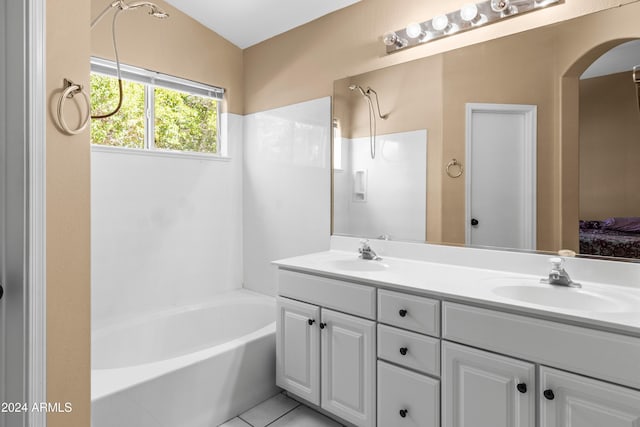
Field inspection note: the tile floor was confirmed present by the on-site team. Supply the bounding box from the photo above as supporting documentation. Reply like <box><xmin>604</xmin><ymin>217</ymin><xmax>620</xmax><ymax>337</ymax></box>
<box><xmin>219</xmin><ymin>392</ymin><xmax>343</xmax><ymax>427</ymax></box>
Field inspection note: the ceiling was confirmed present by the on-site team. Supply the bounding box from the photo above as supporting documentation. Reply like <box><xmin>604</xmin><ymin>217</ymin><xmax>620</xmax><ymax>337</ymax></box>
<box><xmin>164</xmin><ymin>0</ymin><xmax>361</xmax><ymax>49</ymax></box>
<box><xmin>581</xmin><ymin>39</ymin><xmax>640</xmax><ymax>80</ymax></box>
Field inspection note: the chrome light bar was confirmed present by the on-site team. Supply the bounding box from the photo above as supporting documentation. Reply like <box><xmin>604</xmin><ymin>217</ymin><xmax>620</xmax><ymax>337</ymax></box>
<box><xmin>383</xmin><ymin>0</ymin><xmax>563</xmax><ymax>54</ymax></box>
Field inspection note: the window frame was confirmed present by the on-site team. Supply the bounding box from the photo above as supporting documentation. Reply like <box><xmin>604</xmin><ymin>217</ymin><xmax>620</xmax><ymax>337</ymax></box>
<box><xmin>90</xmin><ymin>56</ymin><xmax>226</xmax><ymax>157</ymax></box>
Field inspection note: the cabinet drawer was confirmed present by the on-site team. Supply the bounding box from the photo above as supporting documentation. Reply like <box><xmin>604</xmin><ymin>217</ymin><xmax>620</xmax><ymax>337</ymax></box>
<box><xmin>378</xmin><ymin>324</ymin><xmax>440</xmax><ymax>376</ymax></box>
<box><xmin>443</xmin><ymin>302</ymin><xmax>640</xmax><ymax>390</ymax></box>
<box><xmin>378</xmin><ymin>289</ymin><xmax>440</xmax><ymax>336</ymax></box>
<box><xmin>278</xmin><ymin>269</ymin><xmax>376</xmax><ymax>320</ymax></box>
<box><xmin>378</xmin><ymin>360</ymin><xmax>440</xmax><ymax>427</ymax></box>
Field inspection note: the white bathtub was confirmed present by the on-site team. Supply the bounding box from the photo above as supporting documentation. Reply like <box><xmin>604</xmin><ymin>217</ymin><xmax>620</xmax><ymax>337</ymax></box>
<box><xmin>91</xmin><ymin>289</ymin><xmax>278</xmax><ymax>427</ymax></box>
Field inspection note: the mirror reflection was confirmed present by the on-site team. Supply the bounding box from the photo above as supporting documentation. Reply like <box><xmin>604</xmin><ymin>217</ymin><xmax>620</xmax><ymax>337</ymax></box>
<box><xmin>578</xmin><ymin>40</ymin><xmax>640</xmax><ymax>259</ymax></box>
<box><xmin>332</xmin><ymin>3</ymin><xmax>640</xmax><ymax>261</ymax></box>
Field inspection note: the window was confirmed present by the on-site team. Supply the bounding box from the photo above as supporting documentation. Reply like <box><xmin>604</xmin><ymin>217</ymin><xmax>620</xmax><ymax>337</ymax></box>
<box><xmin>90</xmin><ymin>57</ymin><xmax>225</xmax><ymax>155</ymax></box>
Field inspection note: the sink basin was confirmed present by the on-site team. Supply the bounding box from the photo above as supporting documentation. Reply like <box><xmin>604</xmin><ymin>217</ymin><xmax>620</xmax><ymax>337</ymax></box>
<box><xmin>328</xmin><ymin>259</ymin><xmax>389</xmax><ymax>272</ymax></box>
<box><xmin>492</xmin><ymin>284</ymin><xmax>624</xmax><ymax>312</ymax></box>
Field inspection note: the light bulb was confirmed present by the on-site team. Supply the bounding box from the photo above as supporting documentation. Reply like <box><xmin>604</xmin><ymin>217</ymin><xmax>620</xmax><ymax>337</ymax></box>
<box><xmin>460</xmin><ymin>3</ymin><xmax>487</xmax><ymax>25</ymax></box>
<box><xmin>405</xmin><ymin>22</ymin><xmax>424</xmax><ymax>39</ymax></box>
<box><xmin>383</xmin><ymin>31</ymin><xmax>398</xmax><ymax>46</ymax></box>
<box><xmin>382</xmin><ymin>31</ymin><xmax>407</xmax><ymax>48</ymax></box>
<box><xmin>491</xmin><ymin>0</ymin><xmax>518</xmax><ymax>15</ymax></box>
<box><xmin>431</xmin><ymin>14</ymin><xmax>449</xmax><ymax>32</ymax></box>
<box><xmin>460</xmin><ymin>4</ymin><xmax>478</xmax><ymax>21</ymax></box>
<box><xmin>490</xmin><ymin>0</ymin><xmax>509</xmax><ymax>12</ymax></box>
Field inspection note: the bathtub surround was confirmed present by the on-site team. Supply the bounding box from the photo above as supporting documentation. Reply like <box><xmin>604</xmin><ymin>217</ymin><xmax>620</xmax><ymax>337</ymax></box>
<box><xmin>334</xmin><ymin>130</ymin><xmax>427</xmax><ymax>241</ymax></box>
<box><xmin>91</xmin><ymin>113</ymin><xmax>243</xmax><ymax>329</ymax></box>
<box><xmin>243</xmin><ymin>98</ymin><xmax>332</xmax><ymax>296</ymax></box>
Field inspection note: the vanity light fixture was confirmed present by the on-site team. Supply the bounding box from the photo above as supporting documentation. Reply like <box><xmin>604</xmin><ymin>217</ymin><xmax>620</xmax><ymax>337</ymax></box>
<box><xmin>383</xmin><ymin>0</ymin><xmax>562</xmax><ymax>54</ymax></box>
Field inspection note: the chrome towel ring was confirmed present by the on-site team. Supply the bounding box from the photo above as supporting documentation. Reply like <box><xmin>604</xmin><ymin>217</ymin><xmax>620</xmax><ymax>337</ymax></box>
<box><xmin>56</xmin><ymin>79</ymin><xmax>90</xmax><ymax>135</ymax></box>
<box><xmin>446</xmin><ymin>158</ymin><xmax>464</xmax><ymax>178</ymax></box>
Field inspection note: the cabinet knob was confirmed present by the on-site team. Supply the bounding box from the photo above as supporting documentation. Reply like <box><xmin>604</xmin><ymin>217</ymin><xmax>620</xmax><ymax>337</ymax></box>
<box><xmin>399</xmin><ymin>409</ymin><xmax>408</xmax><ymax>418</ymax></box>
<box><xmin>399</xmin><ymin>347</ymin><xmax>408</xmax><ymax>356</ymax></box>
<box><xmin>0</xmin><ymin>283</ymin><xmax>3</xmax><ymax>300</ymax></box>
<box><xmin>516</xmin><ymin>383</ymin><xmax>527</xmax><ymax>394</ymax></box>
<box><xmin>319</xmin><ymin>322</ymin><xmax>327</xmax><ymax>329</ymax></box>
<box><xmin>399</xmin><ymin>309</ymin><xmax>408</xmax><ymax>317</ymax></box>
<box><xmin>307</xmin><ymin>319</ymin><xmax>315</xmax><ymax>326</ymax></box>
<box><xmin>543</xmin><ymin>389</ymin><xmax>555</xmax><ymax>400</ymax></box>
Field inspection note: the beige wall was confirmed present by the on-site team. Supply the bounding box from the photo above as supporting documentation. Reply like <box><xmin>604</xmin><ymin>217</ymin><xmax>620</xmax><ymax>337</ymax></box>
<box><xmin>580</xmin><ymin>72</ymin><xmax>640</xmax><ymax>219</ymax></box>
<box><xmin>47</xmin><ymin>1</ymin><xmax>91</xmax><ymax>426</ymax></box>
<box><xmin>91</xmin><ymin>0</ymin><xmax>244</xmax><ymax>113</ymax></box>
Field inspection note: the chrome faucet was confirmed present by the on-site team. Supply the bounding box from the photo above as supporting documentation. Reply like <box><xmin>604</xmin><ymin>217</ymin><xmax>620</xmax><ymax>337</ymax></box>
<box><xmin>541</xmin><ymin>257</ymin><xmax>581</xmax><ymax>288</ymax></box>
<box><xmin>359</xmin><ymin>240</ymin><xmax>381</xmax><ymax>261</ymax></box>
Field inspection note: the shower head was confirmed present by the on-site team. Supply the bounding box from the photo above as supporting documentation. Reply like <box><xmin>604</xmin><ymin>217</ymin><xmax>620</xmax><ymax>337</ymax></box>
<box><xmin>349</xmin><ymin>84</ymin><xmax>368</xmax><ymax>98</ymax></box>
<box><xmin>128</xmin><ymin>1</ymin><xmax>169</xmax><ymax>18</ymax></box>
<box><xmin>92</xmin><ymin>0</ymin><xmax>169</xmax><ymax>29</ymax></box>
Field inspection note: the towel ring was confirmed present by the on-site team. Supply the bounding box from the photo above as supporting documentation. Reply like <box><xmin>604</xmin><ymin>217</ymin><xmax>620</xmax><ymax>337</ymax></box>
<box><xmin>56</xmin><ymin>79</ymin><xmax>90</xmax><ymax>135</ymax></box>
<box><xmin>446</xmin><ymin>158</ymin><xmax>463</xmax><ymax>178</ymax></box>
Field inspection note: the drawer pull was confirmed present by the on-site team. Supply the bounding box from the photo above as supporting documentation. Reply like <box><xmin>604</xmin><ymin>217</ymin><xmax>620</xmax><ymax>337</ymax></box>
<box><xmin>516</xmin><ymin>383</ymin><xmax>527</xmax><ymax>394</ymax></box>
<box><xmin>399</xmin><ymin>347</ymin><xmax>408</xmax><ymax>356</ymax></box>
<box><xmin>307</xmin><ymin>319</ymin><xmax>315</xmax><ymax>326</ymax></box>
<box><xmin>399</xmin><ymin>309</ymin><xmax>408</xmax><ymax>317</ymax></box>
<box><xmin>399</xmin><ymin>409</ymin><xmax>408</xmax><ymax>418</ymax></box>
<box><xmin>319</xmin><ymin>322</ymin><xmax>327</xmax><ymax>329</ymax></box>
<box><xmin>543</xmin><ymin>389</ymin><xmax>555</xmax><ymax>400</ymax></box>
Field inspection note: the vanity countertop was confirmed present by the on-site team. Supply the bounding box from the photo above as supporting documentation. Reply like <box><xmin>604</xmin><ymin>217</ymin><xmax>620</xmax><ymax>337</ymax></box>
<box><xmin>273</xmin><ymin>250</ymin><xmax>640</xmax><ymax>336</ymax></box>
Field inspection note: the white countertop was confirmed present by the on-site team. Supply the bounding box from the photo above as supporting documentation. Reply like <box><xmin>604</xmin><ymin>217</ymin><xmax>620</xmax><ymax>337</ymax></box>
<box><xmin>273</xmin><ymin>250</ymin><xmax>640</xmax><ymax>336</ymax></box>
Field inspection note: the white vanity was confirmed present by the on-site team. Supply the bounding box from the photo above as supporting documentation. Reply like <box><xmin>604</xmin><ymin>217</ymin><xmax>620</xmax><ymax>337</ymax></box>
<box><xmin>274</xmin><ymin>240</ymin><xmax>640</xmax><ymax>427</ymax></box>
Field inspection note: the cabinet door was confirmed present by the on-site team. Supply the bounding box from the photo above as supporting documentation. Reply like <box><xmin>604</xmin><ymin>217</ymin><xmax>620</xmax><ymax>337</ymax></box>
<box><xmin>276</xmin><ymin>297</ymin><xmax>320</xmax><ymax>405</ymax></box>
<box><xmin>321</xmin><ymin>309</ymin><xmax>376</xmax><ymax>427</ymax></box>
<box><xmin>442</xmin><ymin>341</ymin><xmax>535</xmax><ymax>427</ymax></box>
<box><xmin>540</xmin><ymin>366</ymin><xmax>640</xmax><ymax>427</ymax></box>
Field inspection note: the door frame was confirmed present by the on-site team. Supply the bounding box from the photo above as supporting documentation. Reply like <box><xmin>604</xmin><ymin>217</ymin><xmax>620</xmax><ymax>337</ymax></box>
<box><xmin>2</xmin><ymin>0</ymin><xmax>47</xmax><ymax>425</ymax></box>
<box><xmin>465</xmin><ymin>103</ymin><xmax>537</xmax><ymax>250</ymax></box>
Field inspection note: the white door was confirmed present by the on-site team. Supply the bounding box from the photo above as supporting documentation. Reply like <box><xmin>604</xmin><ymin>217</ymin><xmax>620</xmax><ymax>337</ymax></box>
<box><xmin>442</xmin><ymin>341</ymin><xmax>535</xmax><ymax>427</ymax></box>
<box><xmin>540</xmin><ymin>367</ymin><xmax>640</xmax><ymax>427</ymax></box>
<box><xmin>276</xmin><ymin>297</ymin><xmax>321</xmax><ymax>405</ymax></box>
<box><xmin>321</xmin><ymin>309</ymin><xmax>376</xmax><ymax>427</ymax></box>
<box><xmin>466</xmin><ymin>103</ymin><xmax>537</xmax><ymax>250</ymax></box>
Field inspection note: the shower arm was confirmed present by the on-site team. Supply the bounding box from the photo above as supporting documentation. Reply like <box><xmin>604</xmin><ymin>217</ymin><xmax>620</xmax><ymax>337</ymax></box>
<box><xmin>365</xmin><ymin>88</ymin><xmax>388</xmax><ymax>120</ymax></box>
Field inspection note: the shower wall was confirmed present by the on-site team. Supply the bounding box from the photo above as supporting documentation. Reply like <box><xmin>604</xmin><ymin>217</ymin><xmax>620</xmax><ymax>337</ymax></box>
<box><xmin>243</xmin><ymin>98</ymin><xmax>331</xmax><ymax>296</ymax></box>
<box><xmin>91</xmin><ymin>114</ymin><xmax>243</xmax><ymax>329</ymax></box>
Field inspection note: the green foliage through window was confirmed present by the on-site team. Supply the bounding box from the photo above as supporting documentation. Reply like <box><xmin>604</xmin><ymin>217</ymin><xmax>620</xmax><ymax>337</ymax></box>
<box><xmin>154</xmin><ymin>88</ymin><xmax>218</xmax><ymax>154</ymax></box>
<box><xmin>90</xmin><ymin>74</ymin><xmax>145</xmax><ymax>149</ymax></box>
<box><xmin>90</xmin><ymin>71</ymin><xmax>220</xmax><ymax>155</ymax></box>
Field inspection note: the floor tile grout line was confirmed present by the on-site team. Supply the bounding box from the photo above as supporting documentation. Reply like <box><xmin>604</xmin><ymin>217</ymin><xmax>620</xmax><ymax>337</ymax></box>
<box><xmin>262</xmin><ymin>402</ymin><xmax>301</xmax><ymax>426</ymax></box>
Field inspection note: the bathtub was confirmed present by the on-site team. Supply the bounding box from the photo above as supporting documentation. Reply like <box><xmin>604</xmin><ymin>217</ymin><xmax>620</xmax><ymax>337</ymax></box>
<box><xmin>91</xmin><ymin>289</ymin><xmax>278</xmax><ymax>427</ymax></box>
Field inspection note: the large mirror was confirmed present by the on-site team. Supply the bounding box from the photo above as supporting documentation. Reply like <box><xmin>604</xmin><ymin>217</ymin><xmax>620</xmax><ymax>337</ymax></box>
<box><xmin>332</xmin><ymin>2</ymin><xmax>640</xmax><ymax>260</ymax></box>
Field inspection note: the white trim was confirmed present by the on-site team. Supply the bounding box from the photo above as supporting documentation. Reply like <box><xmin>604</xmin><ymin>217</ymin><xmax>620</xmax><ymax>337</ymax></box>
<box><xmin>27</xmin><ymin>0</ymin><xmax>47</xmax><ymax>425</ymax></box>
<box><xmin>90</xmin><ymin>144</ymin><xmax>232</xmax><ymax>162</ymax></box>
<box><xmin>465</xmin><ymin>103</ymin><xmax>537</xmax><ymax>250</ymax></box>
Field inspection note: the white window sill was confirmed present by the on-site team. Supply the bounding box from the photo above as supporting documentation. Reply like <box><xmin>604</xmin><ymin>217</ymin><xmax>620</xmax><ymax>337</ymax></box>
<box><xmin>91</xmin><ymin>144</ymin><xmax>232</xmax><ymax>161</ymax></box>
